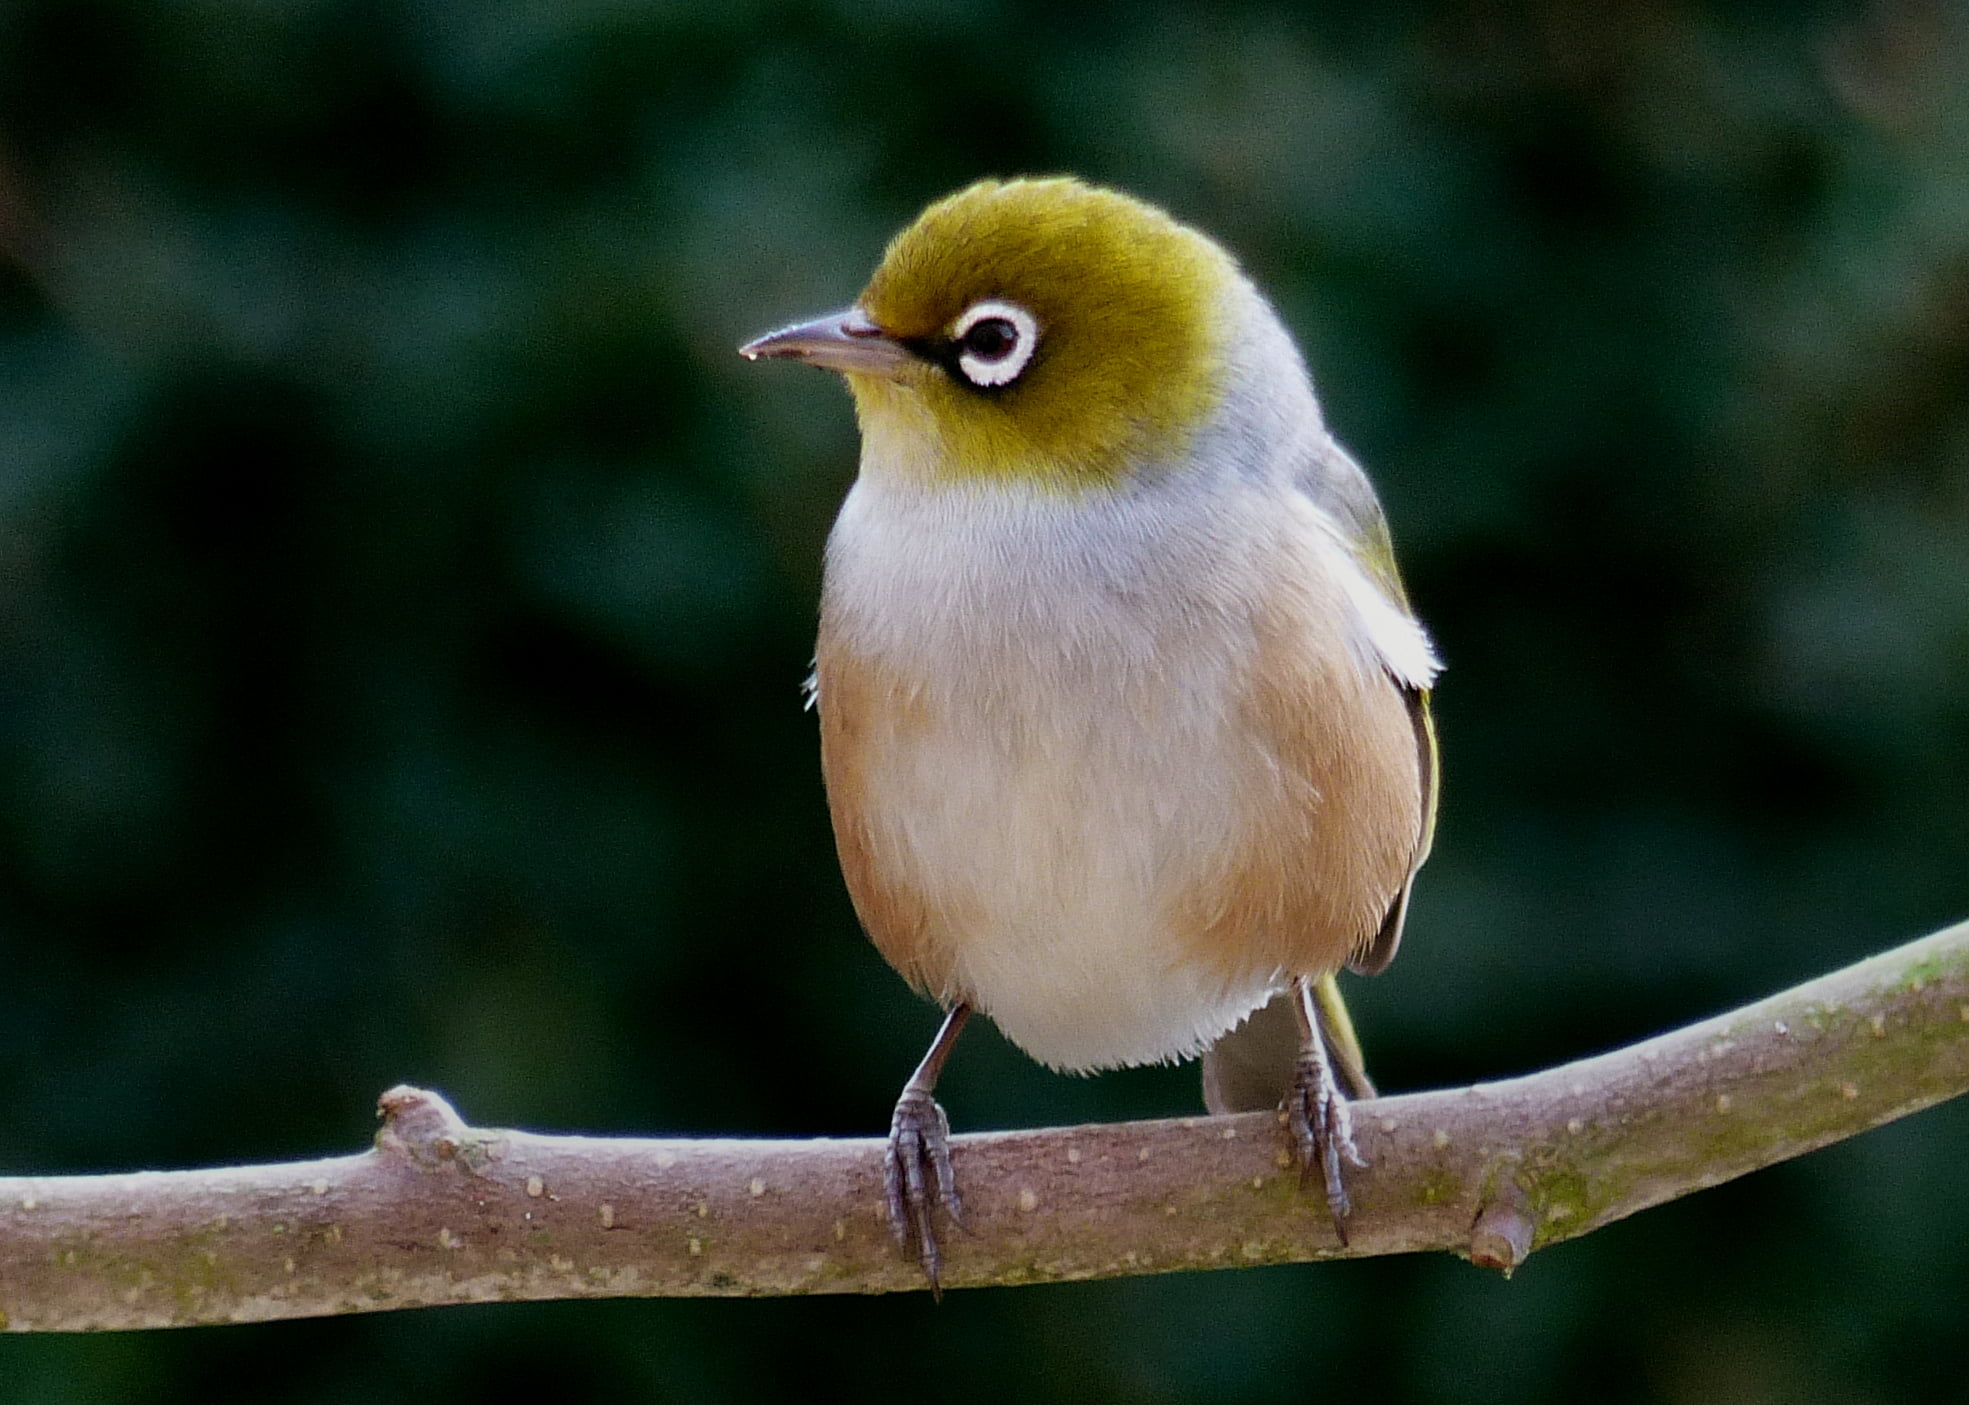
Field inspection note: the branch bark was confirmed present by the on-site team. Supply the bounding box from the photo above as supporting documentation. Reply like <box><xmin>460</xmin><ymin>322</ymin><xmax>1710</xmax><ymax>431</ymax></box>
<box><xmin>4</xmin><ymin>917</ymin><xmax>1967</xmax><ymax>1331</ymax></box>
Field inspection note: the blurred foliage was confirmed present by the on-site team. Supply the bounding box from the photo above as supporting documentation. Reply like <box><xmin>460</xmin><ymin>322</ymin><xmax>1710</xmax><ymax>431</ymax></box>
<box><xmin>3</xmin><ymin>0</ymin><xmax>1967</xmax><ymax>1400</ymax></box>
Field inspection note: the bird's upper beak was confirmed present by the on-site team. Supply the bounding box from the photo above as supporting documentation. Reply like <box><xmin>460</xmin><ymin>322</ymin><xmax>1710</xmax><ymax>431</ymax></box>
<box><xmin>739</xmin><ymin>307</ymin><xmax>915</xmax><ymax>379</ymax></box>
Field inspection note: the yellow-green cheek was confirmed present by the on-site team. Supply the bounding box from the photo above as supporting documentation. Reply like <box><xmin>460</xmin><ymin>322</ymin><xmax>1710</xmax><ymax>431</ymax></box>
<box><xmin>845</xmin><ymin>331</ymin><xmax>1231</xmax><ymax>493</ymax></box>
<box><xmin>850</xmin><ymin>177</ymin><xmax>1240</xmax><ymax>490</ymax></box>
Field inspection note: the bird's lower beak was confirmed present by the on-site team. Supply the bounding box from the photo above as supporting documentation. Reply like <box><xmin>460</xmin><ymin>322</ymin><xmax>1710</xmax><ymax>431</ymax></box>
<box><xmin>739</xmin><ymin>307</ymin><xmax>915</xmax><ymax>379</ymax></box>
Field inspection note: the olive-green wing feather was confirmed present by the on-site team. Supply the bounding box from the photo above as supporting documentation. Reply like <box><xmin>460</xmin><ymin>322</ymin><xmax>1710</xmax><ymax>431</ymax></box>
<box><xmin>1197</xmin><ymin>436</ymin><xmax>1440</xmax><ymax>1110</ymax></box>
<box><xmin>1347</xmin><ymin>686</ymin><xmax>1438</xmax><ymax>975</ymax></box>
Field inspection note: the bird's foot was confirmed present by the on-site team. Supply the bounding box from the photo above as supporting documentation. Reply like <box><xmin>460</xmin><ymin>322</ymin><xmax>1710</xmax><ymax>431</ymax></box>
<box><xmin>1286</xmin><ymin>1046</ymin><xmax>1367</xmax><ymax>1244</ymax></box>
<box><xmin>885</xmin><ymin>1085</ymin><xmax>962</xmax><ymax>1295</ymax></box>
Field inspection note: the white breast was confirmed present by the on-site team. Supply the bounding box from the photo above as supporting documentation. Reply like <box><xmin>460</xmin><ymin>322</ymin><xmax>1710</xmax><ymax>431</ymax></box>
<box><xmin>821</xmin><ymin>468</ymin><xmax>1346</xmax><ymax>1072</ymax></box>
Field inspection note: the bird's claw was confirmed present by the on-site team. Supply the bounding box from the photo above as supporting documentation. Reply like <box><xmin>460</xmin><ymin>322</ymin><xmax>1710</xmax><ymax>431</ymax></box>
<box><xmin>1287</xmin><ymin>1048</ymin><xmax>1366</xmax><ymax>1244</ymax></box>
<box><xmin>885</xmin><ymin>1086</ymin><xmax>961</xmax><ymax>1295</ymax></box>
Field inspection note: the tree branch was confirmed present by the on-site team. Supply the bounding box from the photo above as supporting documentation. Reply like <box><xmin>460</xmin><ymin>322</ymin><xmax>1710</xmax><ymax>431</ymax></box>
<box><xmin>4</xmin><ymin>917</ymin><xmax>1966</xmax><ymax>1331</ymax></box>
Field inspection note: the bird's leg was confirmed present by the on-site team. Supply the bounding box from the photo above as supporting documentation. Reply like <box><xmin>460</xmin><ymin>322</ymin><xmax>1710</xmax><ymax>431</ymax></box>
<box><xmin>886</xmin><ymin>1002</ymin><xmax>971</xmax><ymax>1296</ymax></box>
<box><xmin>1286</xmin><ymin>974</ymin><xmax>1368</xmax><ymax>1244</ymax></box>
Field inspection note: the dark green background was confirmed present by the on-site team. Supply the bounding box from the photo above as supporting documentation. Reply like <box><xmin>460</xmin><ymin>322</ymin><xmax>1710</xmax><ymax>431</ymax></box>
<box><xmin>3</xmin><ymin>1</ymin><xmax>1967</xmax><ymax>1401</ymax></box>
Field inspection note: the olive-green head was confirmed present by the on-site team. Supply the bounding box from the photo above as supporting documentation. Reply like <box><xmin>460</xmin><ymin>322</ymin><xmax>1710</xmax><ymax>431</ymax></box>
<box><xmin>741</xmin><ymin>178</ymin><xmax>1243</xmax><ymax>489</ymax></box>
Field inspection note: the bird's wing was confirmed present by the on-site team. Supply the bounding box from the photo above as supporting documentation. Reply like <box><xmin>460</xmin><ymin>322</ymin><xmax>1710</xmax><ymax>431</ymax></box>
<box><xmin>1349</xmin><ymin>687</ymin><xmax>1437</xmax><ymax>974</ymax></box>
<box><xmin>1293</xmin><ymin>437</ymin><xmax>1440</xmax><ymax>976</ymax></box>
<box><xmin>1196</xmin><ymin>436</ymin><xmax>1440</xmax><ymax>1114</ymax></box>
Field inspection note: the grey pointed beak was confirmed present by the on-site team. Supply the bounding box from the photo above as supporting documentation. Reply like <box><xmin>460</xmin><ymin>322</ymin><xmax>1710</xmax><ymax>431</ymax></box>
<box><xmin>739</xmin><ymin>307</ymin><xmax>915</xmax><ymax>378</ymax></box>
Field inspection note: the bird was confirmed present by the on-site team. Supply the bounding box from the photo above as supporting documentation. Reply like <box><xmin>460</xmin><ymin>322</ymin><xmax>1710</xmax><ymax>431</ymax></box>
<box><xmin>740</xmin><ymin>177</ymin><xmax>1439</xmax><ymax>1292</ymax></box>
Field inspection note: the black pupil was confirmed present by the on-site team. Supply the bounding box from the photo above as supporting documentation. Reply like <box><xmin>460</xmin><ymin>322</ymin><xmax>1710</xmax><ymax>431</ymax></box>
<box><xmin>963</xmin><ymin>317</ymin><xmax>1017</xmax><ymax>360</ymax></box>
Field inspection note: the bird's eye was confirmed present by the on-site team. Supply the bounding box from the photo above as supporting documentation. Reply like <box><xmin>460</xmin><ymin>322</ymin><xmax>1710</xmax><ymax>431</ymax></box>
<box><xmin>950</xmin><ymin>300</ymin><xmax>1039</xmax><ymax>388</ymax></box>
<box><xmin>962</xmin><ymin>318</ymin><xmax>1017</xmax><ymax>361</ymax></box>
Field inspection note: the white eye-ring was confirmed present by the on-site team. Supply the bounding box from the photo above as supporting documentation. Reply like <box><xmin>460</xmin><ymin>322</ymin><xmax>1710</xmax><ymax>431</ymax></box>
<box><xmin>951</xmin><ymin>300</ymin><xmax>1040</xmax><ymax>388</ymax></box>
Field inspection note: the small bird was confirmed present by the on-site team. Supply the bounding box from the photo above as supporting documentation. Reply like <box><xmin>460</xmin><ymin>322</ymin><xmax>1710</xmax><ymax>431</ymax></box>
<box><xmin>741</xmin><ymin>177</ymin><xmax>1439</xmax><ymax>1290</ymax></box>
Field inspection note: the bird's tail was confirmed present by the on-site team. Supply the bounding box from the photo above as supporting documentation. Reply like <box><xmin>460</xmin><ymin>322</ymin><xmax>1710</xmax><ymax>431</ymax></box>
<box><xmin>1201</xmin><ymin>974</ymin><xmax>1376</xmax><ymax>1114</ymax></box>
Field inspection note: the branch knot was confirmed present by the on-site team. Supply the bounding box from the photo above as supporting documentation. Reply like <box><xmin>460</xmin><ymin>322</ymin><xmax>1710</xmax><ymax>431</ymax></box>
<box><xmin>374</xmin><ymin>1084</ymin><xmax>479</xmax><ymax>1168</ymax></box>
